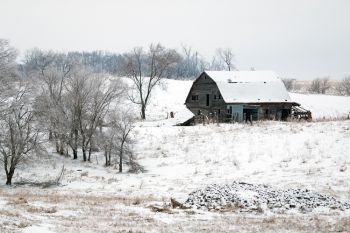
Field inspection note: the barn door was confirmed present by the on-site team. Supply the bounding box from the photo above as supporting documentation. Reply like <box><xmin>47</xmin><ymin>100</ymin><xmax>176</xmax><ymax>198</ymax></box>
<box><xmin>206</xmin><ymin>94</ymin><xmax>209</xmax><ymax>106</ymax></box>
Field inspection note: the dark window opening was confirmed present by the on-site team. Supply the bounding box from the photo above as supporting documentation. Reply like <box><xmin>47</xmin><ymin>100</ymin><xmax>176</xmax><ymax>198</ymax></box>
<box><xmin>206</xmin><ymin>94</ymin><xmax>210</xmax><ymax>106</ymax></box>
<box><xmin>214</xmin><ymin>93</ymin><xmax>222</xmax><ymax>100</ymax></box>
<box><xmin>191</xmin><ymin>95</ymin><xmax>199</xmax><ymax>101</ymax></box>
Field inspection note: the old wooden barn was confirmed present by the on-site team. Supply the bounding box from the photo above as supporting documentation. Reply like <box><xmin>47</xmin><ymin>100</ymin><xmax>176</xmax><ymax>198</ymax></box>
<box><xmin>185</xmin><ymin>71</ymin><xmax>305</xmax><ymax>122</ymax></box>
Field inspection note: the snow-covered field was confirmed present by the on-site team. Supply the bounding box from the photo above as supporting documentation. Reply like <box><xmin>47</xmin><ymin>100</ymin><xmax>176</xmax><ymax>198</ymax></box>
<box><xmin>1</xmin><ymin>79</ymin><xmax>350</xmax><ymax>233</ymax></box>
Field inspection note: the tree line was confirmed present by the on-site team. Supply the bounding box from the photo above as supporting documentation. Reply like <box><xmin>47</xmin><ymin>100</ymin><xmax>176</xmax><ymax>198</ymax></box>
<box><xmin>20</xmin><ymin>45</ymin><xmax>235</xmax><ymax>80</ymax></box>
<box><xmin>282</xmin><ymin>77</ymin><xmax>350</xmax><ymax>95</ymax></box>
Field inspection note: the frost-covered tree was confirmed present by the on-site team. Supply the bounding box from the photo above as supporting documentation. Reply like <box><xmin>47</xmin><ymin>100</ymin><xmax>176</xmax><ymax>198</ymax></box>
<box><xmin>216</xmin><ymin>48</ymin><xmax>234</xmax><ymax>71</ymax></box>
<box><xmin>173</xmin><ymin>44</ymin><xmax>208</xmax><ymax>79</ymax></box>
<box><xmin>105</xmin><ymin>110</ymin><xmax>135</xmax><ymax>172</ymax></box>
<box><xmin>282</xmin><ymin>78</ymin><xmax>295</xmax><ymax>91</ymax></box>
<box><xmin>0</xmin><ymin>40</ymin><xmax>42</xmax><ymax>185</ymax></box>
<box><xmin>0</xmin><ymin>39</ymin><xmax>17</xmax><ymax>78</ymax></box>
<box><xmin>115</xmin><ymin>112</ymin><xmax>134</xmax><ymax>173</ymax></box>
<box><xmin>29</xmin><ymin>50</ymin><xmax>74</xmax><ymax>157</ymax></box>
<box><xmin>0</xmin><ymin>39</ymin><xmax>18</xmax><ymax>106</ymax></box>
<box><xmin>76</xmin><ymin>74</ymin><xmax>126</xmax><ymax>162</ymax></box>
<box><xmin>0</xmin><ymin>87</ymin><xmax>40</xmax><ymax>185</ymax></box>
<box><xmin>309</xmin><ymin>77</ymin><xmax>331</xmax><ymax>94</ymax></box>
<box><xmin>337</xmin><ymin>76</ymin><xmax>350</xmax><ymax>96</ymax></box>
<box><xmin>209</xmin><ymin>55</ymin><xmax>225</xmax><ymax>71</ymax></box>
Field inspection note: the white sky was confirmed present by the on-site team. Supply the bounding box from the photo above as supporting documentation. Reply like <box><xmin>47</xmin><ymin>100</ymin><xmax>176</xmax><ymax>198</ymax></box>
<box><xmin>1</xmin><ymin>0</ymin><xmax>350</xmax><ymax>79</ymax></box>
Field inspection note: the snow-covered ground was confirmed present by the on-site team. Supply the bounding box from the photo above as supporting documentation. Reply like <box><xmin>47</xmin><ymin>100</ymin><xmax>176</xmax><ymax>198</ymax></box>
<box><xmin>290</xmin><ymin>93</ymin><xmax>350</xmax><ymax>119</ymax></box>
<box><xmin>1</xmin><ymin>79</ymin><xmax>350</xmax><ymax>233</ymax></box>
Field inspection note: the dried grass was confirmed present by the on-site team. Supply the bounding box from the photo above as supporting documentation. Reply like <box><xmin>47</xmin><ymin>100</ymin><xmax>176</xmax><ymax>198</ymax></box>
<box><xmin>27</xmin><ymin>206</ymin><xmax>57</xmax><ymax>214</ymax></box>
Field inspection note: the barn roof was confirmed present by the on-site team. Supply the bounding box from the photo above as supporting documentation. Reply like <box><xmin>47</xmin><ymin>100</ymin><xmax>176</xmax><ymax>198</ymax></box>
<box><xmin>204</xmin><ymin>71</ymin><xmax>293</xmax><ymax>103</ymax></box>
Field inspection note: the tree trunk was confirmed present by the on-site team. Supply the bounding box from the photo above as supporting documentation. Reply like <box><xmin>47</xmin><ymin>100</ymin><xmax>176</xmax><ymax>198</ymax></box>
<box><xmin>49</xmin><ymin>130</ymin><xmax>53</xmax><ymax>141</ymax></box>
<box><xmin>55</xmin><ymin>141</ymin><xmax>60</xmax><ymax>153</ymax></box>
<box><xmin>141</xmin><ymin>105</ymin><xmax>146</xmax><ymax>120</ymax></box>
<box><xmin>108</xmin><ymin>149</ymin><xmax>112</xmax><ymax>166</ymax></box>
<box><xmin>73</xmin><ymin>149</ymin><xmax>78</xmax><ymax>159</ymax></box>
<box><xmin>88</xmin><ymin>146</ymin><xmax>92</xmax><ymax>162</ymax></box>
<box><xmin>72</xmin><ymin>128</ymin><xmax>79</xmax><ymax>159</ymax></box>
<box><xmin>65</xmin><ymin>144</ymin><xmax>69</xmax><ymax>157</ymax></box>
<box><xmin>119</xmin><ymin>143</ymin><xmax>124</xmax><ymax>173</ymax></box>
<box><xmin>6</xmin><ymin>169</ymin><xmax>14</xmax><ymax>185</ymax></box>
<box><xmin>82</xmin><ymin>147</ymin><xmax>87</xmax><ymax>162</ymax></box>
<box><xmin>104</xmin><ymin>149</ymin><xmax>108</xmax><ymax>166</ymax></box>
<box><xmin>59</xmin><ymin>140</ymin><xmax>64</xmax><ymax>155</ymax></box>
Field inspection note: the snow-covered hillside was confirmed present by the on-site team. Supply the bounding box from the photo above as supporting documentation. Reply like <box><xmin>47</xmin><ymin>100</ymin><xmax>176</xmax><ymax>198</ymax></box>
<box><xmin>290</xmin><ymin>93</ymin><xmax>350</xmax><ymax>119</ymax></box>
<box><xmin>1</xmin><ymin>79</ymin><xmax>350</xmax><ymax>233</ymax></box>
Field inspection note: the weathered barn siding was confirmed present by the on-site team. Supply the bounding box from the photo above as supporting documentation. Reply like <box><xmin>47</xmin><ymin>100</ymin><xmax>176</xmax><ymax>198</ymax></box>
<box><xmin>185</xmin><ymin>73</ymin><xmax>226</xmax><ymax>116</ymax></box>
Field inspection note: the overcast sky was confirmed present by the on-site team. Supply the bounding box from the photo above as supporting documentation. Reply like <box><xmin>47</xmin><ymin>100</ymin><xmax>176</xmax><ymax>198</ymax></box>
<box><xmin>1</xmin><ymin>0</ymin><xmax>350</xmax><ymax>79</ymax></box>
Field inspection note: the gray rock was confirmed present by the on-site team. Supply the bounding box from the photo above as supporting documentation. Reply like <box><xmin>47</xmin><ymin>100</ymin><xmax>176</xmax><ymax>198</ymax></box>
<box><xmin>185</xmin><ymin>182</ymin><xmax>350</xmax><ymax>213</ymax></box>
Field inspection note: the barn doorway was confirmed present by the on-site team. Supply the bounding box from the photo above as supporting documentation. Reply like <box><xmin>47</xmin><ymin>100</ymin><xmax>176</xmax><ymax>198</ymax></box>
<box><xmin>281</xmin><ymin>109</ymin><xmax>290</xmax><ymax>120</ymax></box>
<box><xmin>206</xmin><ymin>94</ymin><xmax>209</xmax><ymax>106</ymax></box>
<box><xmin>243</xmin><ymin>105</ymin><xmax>260</xmax><ymax>121</ymax></box>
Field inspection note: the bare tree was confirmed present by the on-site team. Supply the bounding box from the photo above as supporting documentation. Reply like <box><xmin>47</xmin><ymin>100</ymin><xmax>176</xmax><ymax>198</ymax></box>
<box><xmin>111</xmin><ymin>110</ymin><xmax>134</xmax><ymax>172</ymax></box>
<box><xmin>30</xmin><ymin>50</ymin><xmax>74</xmax><ymax>158</ymax></box>
<box><xmin>60</xmin><ymin>68</ymin><xmax>92</xmax><ymax>160</ymax></box>
<box><xmin>101</xmin><ymin>109</ymin><xmax>135</xmax><ymax>172</ymax></box>
<box><xmin>23</xmin><ymin>48</ymin><xmax>56</xmax><ymax>77</ymax></box>
<box><xmin>309</xmin><ymin>77</ymin><xmax>331</xmax><ymax>94</ymax></box>
<box><xmin>122</xmin><ymin>43</ymin><xmax>180</xmax><ymax>119</ymax></box>
<box><xmin>100</xmin><ymin>126</ymin><xmax>115</xmax><ymax>167</ymax></box>
<box><xmin>0</xmin><ymin>39</ymin><xmax>17</xmax><ymax>78</ymax></box>
<box><xmin>116</xmin><ymin>114</ymin><xmax>133</xmax><ymax>173</ymax></box>
<box><xmin>78</xmin><ymin>75</ymin><xmax>126</xmax><ymax>162</ymax></box>
<box><xmin>216</xmin><ymin>48</ymin><xmax>234</xmax><ymax>71</ymax></box>
<box><xmin>337</xmin><ymin>76</ymin><xmax>350</xmax><ymax>96</ymax></box>
<box><xmin>282</xmin><ymin>78</ymin><xmax>296</xmax><ymax>91</ymax></box>
<box><xmin>0</xmin><ymin>39</ymin><xmax>18</xmax><ymax>106</ymax></box>
<box><xmin>174</xmin><ymin>44</ymin><xmax>208</xmax><ymax>79</ymax></box>
<box><xmin>0</xmin><ymin>87</ymin><xmax>40</xmax><ymax>185</ymax></box>
<box><xmin>209</xmin><ymin>55</ymin><xmax>225</xmax><ymax>71</ymax></box>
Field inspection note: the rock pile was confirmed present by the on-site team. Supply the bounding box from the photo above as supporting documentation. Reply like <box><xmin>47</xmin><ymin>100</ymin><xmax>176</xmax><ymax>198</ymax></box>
<box><xmin>185</xmin><ymin>182</ymin><xmax>350</xmax><ymax>213</ymax></box>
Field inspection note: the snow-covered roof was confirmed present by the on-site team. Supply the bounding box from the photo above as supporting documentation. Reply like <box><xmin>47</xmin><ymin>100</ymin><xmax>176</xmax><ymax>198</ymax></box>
<box><xmin>204</xmin><ymin>71</ymin><xmax>293</xmax><ymax>103</ymax></box>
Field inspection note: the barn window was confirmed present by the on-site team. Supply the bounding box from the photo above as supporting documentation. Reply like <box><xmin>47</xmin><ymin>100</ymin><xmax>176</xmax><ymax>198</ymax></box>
<box><xmin>214</xmin><ymin>92</ymin><xmax>221</xmax><ymax>100</ymax></box>
<box><xmin>191</xmin><ymin>95</ymin><xmax>199</xmax><ymax>101</ymax></box>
